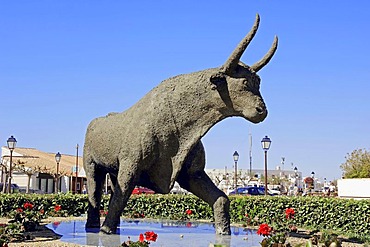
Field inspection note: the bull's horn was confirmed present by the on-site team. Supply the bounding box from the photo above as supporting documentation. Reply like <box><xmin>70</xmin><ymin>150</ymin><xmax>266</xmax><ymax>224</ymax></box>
<box><xmin>250</xmin><ymin>35</ymin><xmax>278</xmax><ymax>72</ymax></box>
<box><xmin>222</xmin><ymin>13</ymin><xmax>260</xmax><ymax>74</ymax></box>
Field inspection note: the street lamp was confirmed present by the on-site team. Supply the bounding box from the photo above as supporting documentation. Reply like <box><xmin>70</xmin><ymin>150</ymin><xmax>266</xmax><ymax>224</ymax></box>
<box><xmin>233</xmin><ymin>151</ymin><xmax>239</xmax><ymax>191</ymax></box>
<box><xmin>310</xmin><ymin>171</ymin><xmax>315</xmax><ymax>191</ymax></box>
<box><xmin>7</xmin><ymin>136</ymin><xmax>17</xmax><ymax>193</ymax></box>
<box><xmin>261</xmin><ymin>136</ymin><xmax>271</xmax><ymax>195</ymax></box>
<box><xmin>293</xmin><ymin>166</ymin><xmax>298</xmax><ymax>188</ymax></box>
<box><xmin>55</xmin><ymin>152</ymin><xmax>62</xmax><ymax>193</ymax></box>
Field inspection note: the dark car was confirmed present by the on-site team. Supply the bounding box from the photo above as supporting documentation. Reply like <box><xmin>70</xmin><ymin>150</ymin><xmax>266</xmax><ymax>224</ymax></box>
<box><xmin>228</xmin><ymin>186</ymin><xmax>273</xmax><ymax>196</ymax></box>
<box><xmin>19</xmin><ymin>188</ymin><xmax>45</xmax><ymax>194</ymax></box>
<box><xmin>0</xmin><ymin>183</ymin><xmax>20</xmax><ymax>193</ymax></box>
<box><xmin>132</xmin><ymin>186</ymin><xmax>155</xmax><ymax>195</ymax></box>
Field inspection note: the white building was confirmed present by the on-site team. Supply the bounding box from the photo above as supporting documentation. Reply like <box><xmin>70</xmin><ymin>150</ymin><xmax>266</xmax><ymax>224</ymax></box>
<box><xmin>1</xmin><ymin>146</ymin><xmax>86</xmax><ymax>194</ymax></box>
<box><xmin>205</xmin><ymin>167</ymin><xmax>303</xmax><ymax>195</ymax></box>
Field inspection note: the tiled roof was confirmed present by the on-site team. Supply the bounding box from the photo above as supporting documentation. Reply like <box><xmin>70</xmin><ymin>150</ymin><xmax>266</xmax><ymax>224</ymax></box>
<box><xmin>1</xmin><ymin>147</ymin><xmax>84</xmax><ymax>177</ymax></box>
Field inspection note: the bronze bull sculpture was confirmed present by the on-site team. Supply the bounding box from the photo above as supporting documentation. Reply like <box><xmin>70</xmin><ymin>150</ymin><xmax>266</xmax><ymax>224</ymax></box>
<box><xmin>84</xmin><ymin>14</ymin><xmax>277</xmax><ymax>235</ymax></box>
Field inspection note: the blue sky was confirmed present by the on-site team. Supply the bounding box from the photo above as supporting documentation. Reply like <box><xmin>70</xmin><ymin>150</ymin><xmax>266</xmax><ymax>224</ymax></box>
<box><xmin>1</xmin><ymin>1</ymin><xmax>369</xmax><ymax>182</ymax></box>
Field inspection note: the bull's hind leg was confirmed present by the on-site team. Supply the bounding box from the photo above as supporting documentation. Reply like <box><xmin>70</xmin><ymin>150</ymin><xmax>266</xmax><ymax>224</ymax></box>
<box><xmin>177</xmin><ymin>142</ymin><xmax>231</xmax><ymax>235</ymax></box>
<box><xmin>100</xmin><ymin>162</ymin><xmax>137</xmax><ymax>234</ymax></box>
<box><xmin>85</xmin><ymin>158</ymin><xmax>106</xmax><ymax>228</ymax></box>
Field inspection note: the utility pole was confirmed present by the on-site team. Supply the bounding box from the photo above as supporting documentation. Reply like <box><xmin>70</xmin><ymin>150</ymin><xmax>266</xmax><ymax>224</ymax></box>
<box><xmin>75</xmin><ymin>144</ymin><xmax>79</xmax><ymax>193</ymax></box>
<box><xmin>249</xmin><ymin>132</ymin><xmax>252</xmax><ymax>177</ymax></box>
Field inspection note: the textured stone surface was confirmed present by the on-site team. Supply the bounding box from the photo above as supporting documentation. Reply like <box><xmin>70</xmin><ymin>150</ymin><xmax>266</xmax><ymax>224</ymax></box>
<box><xmin>83</xmin><ymin>14</ymin><xmax>277</xmax><ymax>235</ymax></box>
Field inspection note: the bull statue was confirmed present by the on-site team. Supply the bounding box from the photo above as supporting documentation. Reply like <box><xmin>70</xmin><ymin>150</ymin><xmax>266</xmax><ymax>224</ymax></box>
<box><xmin>83</xmin><ymin>14</ymin><xmax>277</xmax><ymax>235</ymax></box>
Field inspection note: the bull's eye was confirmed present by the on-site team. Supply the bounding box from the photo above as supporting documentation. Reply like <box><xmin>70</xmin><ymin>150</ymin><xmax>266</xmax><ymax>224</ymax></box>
<box><xmin>243</xmin><ymin>80</ymin><xmax>248</xmax><ymax>86</ymax></box>
<box><xmin>242</xmin><ymin>80</ymin><xmax>251</xmax><ymax>90</ymax></box>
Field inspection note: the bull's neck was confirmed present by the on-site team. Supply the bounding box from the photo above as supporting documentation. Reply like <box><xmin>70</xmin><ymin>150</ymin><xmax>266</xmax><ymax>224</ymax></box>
<box><xmin>164</xmin><ymin>70</ymin><xmax>228</xmax><ymax>146</ymax></box>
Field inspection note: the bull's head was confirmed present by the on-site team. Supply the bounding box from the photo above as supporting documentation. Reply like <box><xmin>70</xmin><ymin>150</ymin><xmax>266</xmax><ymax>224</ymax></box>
<box><xmin>210</xmin><ymin>14</ymin><xmax>278</xmax><ymax>123</ymax></box>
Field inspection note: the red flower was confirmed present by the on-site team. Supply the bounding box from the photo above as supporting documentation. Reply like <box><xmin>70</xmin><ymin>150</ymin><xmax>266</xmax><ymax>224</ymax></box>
<box><xmin>16</xmin><ymin>208</ymin><xmax>23</xmax><ymax>213</ymax></box>
<box><xmin>54</xmin><ymin>204</ymin><xmax>62</xmax><ymax>212</ymax></box>
<box><xmin>139</xmin><ymin>233</ymin><xmax>144</xmax><ymax>242</ymax></box>
<box><xmin>185</xmin><ymin>209</ymin><xmax>193</xmax><ymax>215</ymax></box>
<box><xmin>285</xmin><ymin>208</ymin><xmax>295</xmax><ymax>219</ymax></box>
<box><xmin>257</xmin><ymin>223</ymin><xmax>272</xmax><ymax>237</ymax></box>
<box><xmin>40</xmin><ymin>209</ymin><xmax>45</xmax><ymax>214</ymax></box>
<box><xmin>144</xmin><ymin>231</ymin><xmax>158</xmax><ymax>242</ymax></box>
<box><xmin>23</xmin><ymin>202</ymin><xmax>34</xmax><ymax>210</ymax></box>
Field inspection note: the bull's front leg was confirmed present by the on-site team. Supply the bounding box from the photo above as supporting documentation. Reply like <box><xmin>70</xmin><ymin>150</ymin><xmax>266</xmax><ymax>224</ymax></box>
<box><xmin>100</xmin><ymin>163</ymin><xmax>137</xmax><ymax>234</ymax></box>
<box><xmin>85</xmin><ymin>160</ymin><xmax>106</xmax><ymax>228</ymax></box>
<box><xmin>177</xmin><ymin>170</ymin><xmax>231</xmax><ymax>235</ymax></box>
<box><xmin>177</xmin><ymin>141</ymin><xmax>230</xmax><ymax>235</ymax></box>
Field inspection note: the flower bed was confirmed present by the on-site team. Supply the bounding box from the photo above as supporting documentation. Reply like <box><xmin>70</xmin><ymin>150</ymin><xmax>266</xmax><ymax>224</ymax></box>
<box><xmin>0</xmin><ymin>193</ymin><xmax>369</xmax><ymax>243</ymax></box>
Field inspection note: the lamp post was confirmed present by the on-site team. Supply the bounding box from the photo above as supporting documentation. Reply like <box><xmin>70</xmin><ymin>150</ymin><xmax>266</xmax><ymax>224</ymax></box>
<box><xmin>293</xmin><ymin>166</ymin><xmax>299</xmax><ymax>191</ymax></box>
<box><xmin>311</xmin><ymin>171</ymin><xmax>315</xmax><ymax>192</ymax></box>
<box><xmin>7</xmin><ymin>136</ymin><xmax>17</xmax><ymax>193</ymax></box>
<box><xmin>55</xmin><ymin>152</ymin><xmax>61</xmax><ymax>193</ymax></box>
<box><xmin>294</xmin><ymin>166</ymin><xmax>298</xmax><ymax>180</ymax></box>
<box><xmin>233</xmin><ymin>151</ymin><xmax>239</xmax><ymax>191</ymax></box>
<box><xmin>261</xmin><ymin>136</ymin><xmax>271</xmax><ymax>196</ymax></box>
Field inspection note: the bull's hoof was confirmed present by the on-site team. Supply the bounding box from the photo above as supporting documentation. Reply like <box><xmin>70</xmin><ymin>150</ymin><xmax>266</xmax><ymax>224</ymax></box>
<box><xmin>85</xmin><ymin>220</ymin><xmax>100</xmax><ymax>228</ymax></box>
<box><xmin>100</xmin><ymin>225</ymin><xmax>115</xmax><ymax>235</ymax></box>
<box><xmin>215</xmin><ymin>226</ymin><xmax>231</xmax><ymax>235</ymax></box>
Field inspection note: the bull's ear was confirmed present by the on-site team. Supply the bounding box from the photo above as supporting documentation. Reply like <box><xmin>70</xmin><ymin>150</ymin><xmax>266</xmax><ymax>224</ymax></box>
<box><xmin>210</xmin><ymin>72</ymin><xmax>227</xmax><ymax>90</ymax></box>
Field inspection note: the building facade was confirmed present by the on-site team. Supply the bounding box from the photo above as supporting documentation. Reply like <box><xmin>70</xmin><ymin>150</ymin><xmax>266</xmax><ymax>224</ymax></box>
<box><xmin>205</xmin><ymin>167</ymin><xmax>303</xmax><ymax>195</ymax></box>
<box><xmin>1</xmin><ymin>146</ymin><xmax>86</xmax><ymax>194</ymax></box>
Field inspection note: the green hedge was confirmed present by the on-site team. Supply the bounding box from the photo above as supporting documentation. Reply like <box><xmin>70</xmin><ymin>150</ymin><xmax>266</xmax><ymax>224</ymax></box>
<box><xmin>1</xmin><ymin>193</ymin><xmax>369</xmax><ymax>241</ymax></box>
<box><xmin>229</xmin><ymin>196</ymin><xmax>370</xmax><ymax>241</ymax></box>
<box><xmin>0</xmin><ymin>193</ymin><xmax>90</xmax><ymax>217</ymax></box>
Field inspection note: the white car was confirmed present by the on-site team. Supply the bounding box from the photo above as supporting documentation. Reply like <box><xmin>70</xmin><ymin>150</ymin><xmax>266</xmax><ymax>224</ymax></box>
<box><xmin>268</xmin><ymin>189</ymin><xmax>281</xmax><ymax>195</ymax></box>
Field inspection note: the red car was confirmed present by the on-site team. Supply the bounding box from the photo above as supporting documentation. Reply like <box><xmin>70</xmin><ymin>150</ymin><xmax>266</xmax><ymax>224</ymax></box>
<box><xmin>132</xmin><ymin>186</ymin><xmax>155</xmax><ymax>195</ymax></box>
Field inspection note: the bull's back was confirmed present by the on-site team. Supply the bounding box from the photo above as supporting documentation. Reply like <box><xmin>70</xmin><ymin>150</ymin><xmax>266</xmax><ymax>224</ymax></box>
<box><xmin>84</xmin><ymin>106</ymin><xmax>159</xmax><ymax>168</ymax></box>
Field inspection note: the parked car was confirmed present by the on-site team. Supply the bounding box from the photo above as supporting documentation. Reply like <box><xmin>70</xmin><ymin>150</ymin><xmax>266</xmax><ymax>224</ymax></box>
<box><xmin>132</xmin><ymin>186</ymin><xmax>155</xmax><ymax>195</ymax></box>
<box><xmin>268</xmin><ymin>188</ymin><xmax>281</xmax><ymax>195</ymax></box>
<box><xmin>0</xmin><ymin>183</ymin><xmax>20</xmax><ymax>193</ymax></box>
<box><xmin>170</xmin><ymin>183</ymin><xmax>189</xmax><ymax>195</ymax></box>
<box><xmin>228</xmin><ymin>186</ymin><xmax>273</xmax><ymax>196</ymax></box>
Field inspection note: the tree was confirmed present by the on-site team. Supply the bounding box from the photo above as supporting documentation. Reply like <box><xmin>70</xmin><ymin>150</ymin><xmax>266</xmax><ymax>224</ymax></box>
<box><xmin>340</xmin><ymin>148</ymin><xmax>370</xmax><ymax>178</ymax></box>
<box><xmin>14</xmin><ymin>160</ymin><xmax>37</xmax><ymax>193</ymax></box>
<box><xmin>0</xmin><ymin>159</ymin><xmax>9</xmax><ymax>193</ymax></box>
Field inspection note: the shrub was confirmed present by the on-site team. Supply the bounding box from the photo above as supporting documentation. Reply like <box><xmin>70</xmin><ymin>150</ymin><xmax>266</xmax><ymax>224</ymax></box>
<box><xmin>0</xmin><ymin>193</ymin><xmax>369</xmax><ymax>242</ymax></box>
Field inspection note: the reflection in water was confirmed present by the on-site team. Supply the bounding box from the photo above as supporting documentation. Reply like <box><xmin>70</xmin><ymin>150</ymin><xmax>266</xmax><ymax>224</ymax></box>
<box><xmin>86</xmin><ymin>229</ymin><xmax>122</xmax><ymax>247</ymax></box>
<box><xmin>215</xmin><ymin>234</ymin><xmax>232</xmax><ymax>246</ymax></box>
<box><xmin>51</xmin><ymin>221</ymin><xmax>61</xmax><ymax>230</ymax></box>
<box><xmin>47</xmin><ymin>219</ymin><xmax>262</xmax><ymax>247</ymax></box>
<box><xmin>161</xmin><ymin>221</ymin><xmax>198</xmax><ymax>228</ymax></box>
<box><xmin>232</xmin><ymin>226</ymin><xmax>240</xmax><ymax>236</ymax></box>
